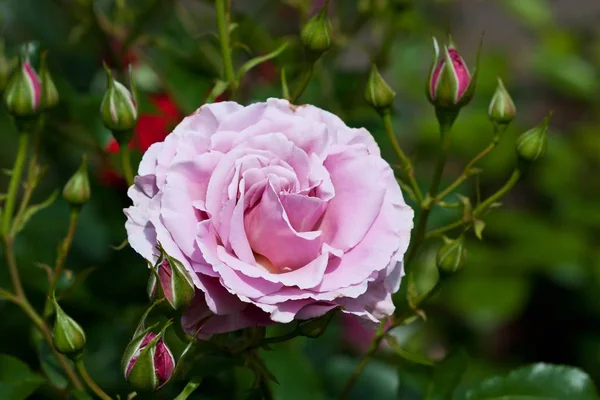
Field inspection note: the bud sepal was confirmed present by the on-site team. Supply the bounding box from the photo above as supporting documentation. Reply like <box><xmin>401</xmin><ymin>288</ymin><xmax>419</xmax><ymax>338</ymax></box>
<box><xmin>3</xmin><ymin>50</ymin><xmax>42</xmax><ymax>118</ymax></box>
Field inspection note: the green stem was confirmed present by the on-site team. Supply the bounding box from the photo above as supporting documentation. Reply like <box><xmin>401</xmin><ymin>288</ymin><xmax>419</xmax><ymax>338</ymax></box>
<box><xmin>75</xmin><ymin>359</ymin><xmax>112</xmax><ymax>400</ymax></box>
<box><xmin>290</xmin><ymin>63</ymin><xmax>314</xmax><ymax>104</ymax></box>
<box><xmin>405</xmin><ymin>120</ymin><xmax>453</xmax><ymax>265</ymax></box>
<box><xmin>174</xmin><ymin>380</ymin><xmax>201</xmax><ymax>400</ymax></box>
<box><xmin>120</xmin><ymin>145</ymin><xmax>135</xmax><ymax>187</ymax></box>
<box><xmin>424</xmin><ymin>168</ymin><xmax>522</xmax><ymax>240</ymax></box>
<box><xmin>382</xmin><ymin>111</ymin><xmax>422</xmax><ymax>204</ymax></box>
<box><xmin>216</xmin><ymin>0</ymin><xmax>236</xmax><ymax>91</ymax></box>
<box><xmin>2</xmin><ymin>133</ymin><xmax>29</xmax><ymax>236</ymax></box>
<box><xmin>2</xmin><ymin>237</ymin><xmax>84</xmax><ymax>390</ymax></box>
<box><xmin>43</xmin><ymin>210</ymin><xmax>80</xmax><ymax>318</ymax></box>
<box><xmin>339</xmin><ymin>320</ymin><xmax>388</xmax><ymax>400</ymax></box>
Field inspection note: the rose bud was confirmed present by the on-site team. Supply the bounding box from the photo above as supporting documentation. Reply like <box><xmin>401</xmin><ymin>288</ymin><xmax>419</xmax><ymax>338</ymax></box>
<box><xmin>300</xmin><ymin>1</ymin><xmax>332</xmax><ymax>57</ymax></box>
<box><xmin>122</xmin><ymin>331</ymin><xmax>175</xmax><ymax>392</ymax></box>
<box><xmin>51</xmin><ymin>296</ymin><xmax>86</xmax><ymax>360</ymax></box>
<box><xmin>100</xmin><ymin>64</ymin><xmax>138</xmax><ymax>140</ymax></box>
<box><xmin>516</xmin><ymin>114</ymin><xmax>551</xmax><ymax>164</ymax></box>
<box><xmin>427</xmin><ymin>36</ymin><xmax>477</xmax><ymax>111</ymax></box>
<box><xmin>147</xmin><ymin>255</ymin><xmax>195</xmax><ymax>312</ymax></box>
<box><xmin>63</xmin><ymin>156</ymin><xmax>91</xmax><ymax>209</ymax></box>
<box><xmin>436</xmin><ymin>236</ymin><xmax>466</xmax><ymax>276</ymax></box>
<box><xmin>39</xmin><ymin>52</ymin><xmax>59</xmax><ymax>110</ymax></box>
<box><xmin>3</xmin><ymin>53</ymin><xmax>41</xmax><ymax>117</ymax></box>
<box><xmin>365</xmin><ymin>64</ymin><xmax>396</xmax><ymax>114</ymax></box>
<box><xmin>488</xmin><ymin>77</ymin><xmax>516</xmax><ymax>126</ymax></box>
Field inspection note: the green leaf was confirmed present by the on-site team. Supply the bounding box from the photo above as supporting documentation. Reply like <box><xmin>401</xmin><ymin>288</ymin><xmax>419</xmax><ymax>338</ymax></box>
<box><xmin>13</xmin><ymin>190</ymin><xmax>58</xmax><ymax>234</ymax></box>
<box><xmin>0</xmin><ymin>354</ymin><xmax>45</xmax><ymax>400</ymax></box>
<box><xmin>426</xmin><ymin>349</ymin><xmax>468</xmax><ymax>400</ymax></box>
<box><xmin>460</xmin><ymin>363</ymin><xmax>600</xmax><ymax>400</ymax></box>
<box><xmin>473</xmin><ymin>220</ymin><xmax>485</xmax><ymax>240</ymax></box>
<box><xmin>236</xmin><ymin>42</ymin><xmax>288</xmax><ymax>81</ymax></box>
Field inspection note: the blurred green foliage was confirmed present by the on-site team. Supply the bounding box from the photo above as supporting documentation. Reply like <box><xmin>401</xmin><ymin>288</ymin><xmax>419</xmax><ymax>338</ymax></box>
<box><xmin>1</xmin><ymin>0</ymin><xmax>600</xmax><ymax>398</ymax></box>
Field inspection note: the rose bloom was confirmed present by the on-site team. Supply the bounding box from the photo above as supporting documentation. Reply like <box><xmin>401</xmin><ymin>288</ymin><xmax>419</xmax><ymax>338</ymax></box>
<box><xmin>125</xmin><ymin>98</ymin><xmax>413</xmax><ymax>337</ymax></box>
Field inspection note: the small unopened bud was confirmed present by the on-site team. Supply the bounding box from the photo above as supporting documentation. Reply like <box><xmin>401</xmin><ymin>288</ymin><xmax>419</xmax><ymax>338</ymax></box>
<box><xmin>365</xmin><ymin>64</ymin><xmax>395</xmax><ymax>114</ymax></box>
<box><xmin>39</xmin><ymin>52</ymin><xmax>59</xmax><ymax>110</ymax></box>
<box><xmin>123</xmin><ymin>331</ymin><xmax>175</xmax><ymax>392</ymax></box>
<box><xmin>488</xmin><ymin>77</ymin><xmax>516</xmax><ymax>125</ymax></box>
<box><xmin>148</xmin><ymin>254</ymin><xmax>195</xmax><ymax>312</ymax></box>
<box><xmin>52</xmin><ymin>296</ymin><xmax>86</xmax><ymax>360</ymax></box>
<box><xmin>63</xmin><ymin>156</ymin><xmax>91</xmax><ymax>208</ymax></box>
<box><xmin>436</xmin><ymin>236</ymin><xmax>466</xmax><ymax>275</ymax></box>
<box><xmin>100</xmin><ymin>64</ymin><xmax>138</xmax><ymax>139</ymax></box>
<box><xmin>298</xmin><ymin>308</ymin><xmax>338</xmax><ymax>338</ymax></box>
<box><xmin>516</xmin><ymin>114</ymin><xmax>551</xmax><ymax>163</ymax></box>
<box><xmin>300</xmin><ymin>1</ymin><xmax>332</xmax><ymax>57</ymax></box>
<box><xmin>3</xmin><ymin>54</ymin><xmax>42</xmax><ymax>117</ymax></box>
<box><xmin>427</xmin><ymin>36</ymin><xmax>477</xmax><ymax>111</ymax></box>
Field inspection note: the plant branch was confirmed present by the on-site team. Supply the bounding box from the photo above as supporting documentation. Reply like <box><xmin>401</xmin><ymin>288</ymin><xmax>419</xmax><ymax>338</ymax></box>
<box><xmin>216</xmin><ymin>0</ymin><xmax>237</xmax><ymax>92</ymax></box>
<box><xmin>290</xmin><ymin>63</ymin><xmax>314</xmax><ymax>104</ymax></box>
<box><xmin>174</xmin><ymin>380</ymin><xmax>202</xmax><ymax>400</ymax></box>
<box><xmin>75</xmin><ymin>359</ymin><xmax>112</xmax><ymax>400</ymax></box>
<box><xmin>382</xmin><ymin>111</ymin><xmax>422</xmax><ymax>204</ymax></box>
<box><xmin>120</xmin><ymin>145</ymin><xmax>135</xmax><ymax>187</ymax></box>
<box><xmin>2</xmin><ymin>133</ymin><xmax>29</xmax><ymax>236</ymax></box>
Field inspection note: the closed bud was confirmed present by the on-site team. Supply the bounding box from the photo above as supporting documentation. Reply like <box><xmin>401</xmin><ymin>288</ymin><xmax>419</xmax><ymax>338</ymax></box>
<box><xmin>516</xmin><ymin>114</ymin><xmax>551</xmax><ymax>163</ymax></box>
<box><xmin>300</xmin><ymin>1</ymin><xmax>332</xmax><ymax>56</ymax></box>
<box><xmin>100</xmin><ymin>64</ymin><xmax>138</xmax><ymax>138</ymax></box>
<box><xmin>3</xmin><ymin>52</ymin><xmax>42</xmax><ymax>117</ymax></box>
<box><xmin>52</xmin><ymin>296</ymin><xmax>86</xmax><ymax>360</ymax></box>
<box><xmin>436</xmin><ymin>236</ymin><xmax>466</xmax><ymax>275</ymax></box>
<box><xmin>298</xmin><ymin>308</ymin><xmax>338</xmax><ymax>338</ymax></box>
<box><xmin>63</xmin><ymin>156</ymin><xmax>91</xmax><ymax>208</ymax></box>
<box><xmin>427</xmin><ymin>36</ymin><xmax>479</xmax><ymax>111</ymax></box>
<box><xmin>488</xmin><ymin>77</ymin><xmax>516</xmax><ymax>125</ymax></box>
<box><xmin>39</xmin><ymin>52</ymin><xmax>59</xmax><ymax>110</ymax></box>
<box><xmin>148</xmin><ymin>254</ymin><xmax>195</xmax><ymax>312</ymax></box>
<box><xmin>123</xmin><ymin>330</ymin><xmax>175</xmax><ymax>392</ymax></box>
<box><xmin>365</xmin><ymin>64</ymin><xmax>395</xmax><ymax>113</ymax></box>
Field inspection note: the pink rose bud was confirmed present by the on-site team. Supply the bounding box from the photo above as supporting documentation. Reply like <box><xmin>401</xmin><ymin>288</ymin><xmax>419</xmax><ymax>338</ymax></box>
<box><xmin>122</xmin><ymin>331</ymin><xmax>175</xmax><ymax>392</ymax></box>
<box><xmin>3</xmin><ymin>54</ymin><xmax>42</xmax><ymax>117</ymax></box>
<box><xmin>147</xmin><ymin>254</ymin><xmax>195</xmax><ymax>312</ymax></box>
<box><xmin>100</xmin><ymin>64</ymin><xmax>138</xmax><ymax>140</ymax></box>
<box><xmin>427</xmin><ymin>36</ymin><xmax>477</xmax><ymax>110</ymax></box>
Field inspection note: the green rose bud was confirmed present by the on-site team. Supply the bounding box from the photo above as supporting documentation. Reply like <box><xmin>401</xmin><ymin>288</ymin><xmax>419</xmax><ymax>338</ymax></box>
<box><xmin>300</xmin><ymin>1</ymin><xmax>332</xmax><ymax>57</ymax></box>
<box><xmin>39</xmin><ymin>52</ymin><xmax>59</xmax><ymax>110</ymax></box>
<box><xmin>52</xmin><ymin>296</ymin><xmax>86</xmax><ymax>360</ymax></box>
<box><xmin>100</xmin><ymin>64</ymin><xmax>138</xmax><ymax>140</ymax></box>
<box><xmin>436</xmin><ymin>236</ymin><xmax>466</xmax><ymax>276</ymax></box>
<box><xmin>3</xmin><ymin>53</ymin><xmax>42</xmax><ymax>117</ymax></box>
<box><xmin>62</xmin><ymin>156</ymin><xmax>91</xmax><ymax>209</ymax></box>
<box><xmin>516</xmin><ymin>114</ymin><xmax>551</xmax><ymax>164</ymax></box>
<box><xmin>488</xmin><ymin>77</ymin><xmax>516</xmax><ymax>125</ymax></box>
<box><xmin>365</xmin><ymin>64</ymin><xmax>396</xmax><ymax>114</ymax></box>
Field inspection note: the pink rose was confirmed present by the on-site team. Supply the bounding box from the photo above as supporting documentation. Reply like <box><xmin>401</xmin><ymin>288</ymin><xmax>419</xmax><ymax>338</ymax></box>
<box><xmin>125</xmin><ymin>98</ymin><xmax>413</xmax><ymax>338</ymax></box>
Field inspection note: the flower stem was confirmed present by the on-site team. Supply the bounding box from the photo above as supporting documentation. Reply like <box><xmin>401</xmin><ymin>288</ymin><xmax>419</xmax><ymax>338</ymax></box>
<box><xmin>120</xmin><ymin>145</ymin><xmax>135</xmax><ymax>187</ymax></box>
<box><xmin>290</xmin><ymin>63</ymin><xmax>314</xmax><ymax>104</ymax></box>
<box><xmin>424</xmin><ymin>168</ymin><xmax>522</xmax><ymax>240</ymax></box>
<box><xmin>2</xmin><ymin>132</ymin><xmax>29</xmax><ymax>236</ymax></box>
<box><xmin>216</xmin><ymin>0</ymin><xmax>237</xmax><ymax>92</ymax></box>
<box><xmin>43</xmin><ymin>209</ymin><xmax>80</xmax><ymax>318</ymax></box>
<box><xmin>75</xmin><ymin>359</ymin><xmax>112</xmax><ymax>400</ymax></box>
<box><xmin>382</xmin><ymin>111</ymin><xmax>422</xmax><ymax>204</ymax></box>
<box><xmin>174</xmin><ymin>380</ymin><xmax>202</xmax><ymax>400</ymax></box>
<box><xmin>405</xmin><ymin>119</ymin><xmax>453</xmax><ymax>265</ymax></box>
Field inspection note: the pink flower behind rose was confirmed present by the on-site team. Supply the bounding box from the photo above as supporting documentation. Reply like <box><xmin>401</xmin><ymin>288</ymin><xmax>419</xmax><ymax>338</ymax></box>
<box><xmin>124</xmin><ymin>98</ymin><xmax>413</xmax><ymax>338</ymax></box>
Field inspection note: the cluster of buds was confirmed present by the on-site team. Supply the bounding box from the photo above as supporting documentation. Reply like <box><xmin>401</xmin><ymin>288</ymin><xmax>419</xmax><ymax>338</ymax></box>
<box><xmin>3</xmin><ymin>44</ymin><xmax>59</xmax><ymax>119</ymax></box>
